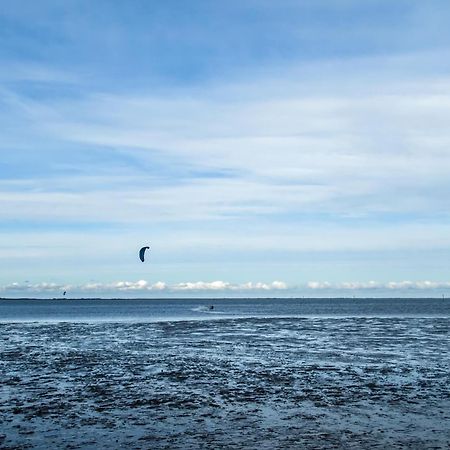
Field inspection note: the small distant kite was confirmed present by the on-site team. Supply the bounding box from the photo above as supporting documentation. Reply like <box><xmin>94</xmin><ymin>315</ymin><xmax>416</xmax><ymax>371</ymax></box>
<box><xmin>139</xmin><ymin>246</ymin><xmax>150</xmax><ymax>262</ymax></box>
<box><xmin>63</xmin><ymin>291</ymin><xmax>66</xmax><ymax>296</ymax></box>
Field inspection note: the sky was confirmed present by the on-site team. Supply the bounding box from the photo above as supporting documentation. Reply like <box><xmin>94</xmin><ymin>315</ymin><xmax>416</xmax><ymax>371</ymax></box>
<box><xmin>1</xmin><ymin>0</ymin><xmax>450</xmax><ymax>298</ymax></box>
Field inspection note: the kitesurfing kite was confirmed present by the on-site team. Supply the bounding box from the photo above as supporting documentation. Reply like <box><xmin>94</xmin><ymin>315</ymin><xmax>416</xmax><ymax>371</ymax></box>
<box><xmin>139</xmin><ymin>246</ymin><xmax>150</xmax><ymax>262</ymax></box>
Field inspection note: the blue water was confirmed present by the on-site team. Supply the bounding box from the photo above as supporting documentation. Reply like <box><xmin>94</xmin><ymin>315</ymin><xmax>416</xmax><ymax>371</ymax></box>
<box><xmin>0</xmin><ymin>297</ymin><xmax>449</xmax><ymax>322</ymax></box>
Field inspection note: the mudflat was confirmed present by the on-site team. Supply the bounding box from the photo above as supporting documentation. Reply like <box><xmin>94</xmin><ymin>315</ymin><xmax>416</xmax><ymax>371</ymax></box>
<box><xmin>1</xmin><ymin>315</ymin><xmax>449</xmax><ymax>449</ymax></box>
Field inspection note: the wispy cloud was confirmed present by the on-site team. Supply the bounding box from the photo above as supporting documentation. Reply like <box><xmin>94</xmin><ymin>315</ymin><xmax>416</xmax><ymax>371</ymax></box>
<box><xmin>4</xmin><ymin>55</ymin><xmax>450</xmax><ymax>223</ymax></box>
<box><xmin>2</xmin><ymin>2</ymin><xmax>450</xmax><ymax>289</ymax></box>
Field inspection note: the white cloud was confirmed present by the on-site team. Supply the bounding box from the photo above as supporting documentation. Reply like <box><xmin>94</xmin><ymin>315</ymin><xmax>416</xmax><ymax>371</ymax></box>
<box><xmin>3</xmin><ymin>279</ymin><xmax>450</xmax><ymax>298</ymax></box>
<box><xmin>164</xmin><ymin>280</ymin><xmax>288</xmax><ymax>291</ymax></box>
<box><xmin>307</xmin><ymin>281</ymin><xmax>332</xmax><ymax>289</ymax></box>
<box><xmin>1</xmin><ymin>281</ymin><xmax>68</xmax><ymax>292</ymax></box>
<box><xmin>239</xmin><ymin>281</ymin><xmax>288</xmax><ymax>290</ymax></box>
<box><xmin>385</xmin><ymin>280</ymin><xmax>450</xmax><ymax>290</ymax></box>
<box><xmin>172</xmin><ymin>281</ymin><xmax>230</xmax><ymax>291</ymax></box>
<box><xmin>270</xmin><ymin>280</ymin><xmax>287</xmax><ymax>290</ymax></box>
<box><xmin>114</xmin><ymin>280</ymin><xmax>149</xmax><ymax>290</ymax></box>
<box><xmin>152</xmin><ymin>281</ymin><xmax>167</xmax><ymax>290</ymax></box>
<box><xmin>306</xmin><ymin>280</ymin><xmax>450</xmax><ymax>290</ymax></box>
<box><xmin>0</xmin><ymin>279</ymin><xmax>289</xmax><ymax>295</ymax></box>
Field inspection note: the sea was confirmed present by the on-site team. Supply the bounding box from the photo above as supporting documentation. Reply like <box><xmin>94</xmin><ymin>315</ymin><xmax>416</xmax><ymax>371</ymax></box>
<box><xmin>1</xmin><ymin>298</ymin><xmax>449</xmax><ymax>449</ymax></box>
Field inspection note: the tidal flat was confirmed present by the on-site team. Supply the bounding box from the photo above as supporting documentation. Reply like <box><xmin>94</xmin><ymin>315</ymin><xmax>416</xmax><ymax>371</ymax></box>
<box><xmin>1</xmin><ymin>314</ymin><xmax>449</xmax><ymax>449</ymax></box>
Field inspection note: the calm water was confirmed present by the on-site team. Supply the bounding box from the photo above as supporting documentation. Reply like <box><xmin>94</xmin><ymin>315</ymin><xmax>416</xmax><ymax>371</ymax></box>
<box><xmin>0</xmin><ymin>297</ymin><xmax>449</xmax><ymax>322</ymax></box>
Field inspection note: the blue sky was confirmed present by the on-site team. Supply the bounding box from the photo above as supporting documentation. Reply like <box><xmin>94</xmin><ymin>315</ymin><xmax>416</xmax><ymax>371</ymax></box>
<box><xmin>1</xmin><ymin>0</ymin><xmax>450</xmax><ymax>297</ymax></box>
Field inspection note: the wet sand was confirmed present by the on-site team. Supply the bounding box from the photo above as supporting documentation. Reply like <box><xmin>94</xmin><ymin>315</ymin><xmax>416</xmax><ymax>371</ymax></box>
<box><xmin>1</xmin><ymin>317</ymin><xmax>449</xmax><ymax>449</ymax></box>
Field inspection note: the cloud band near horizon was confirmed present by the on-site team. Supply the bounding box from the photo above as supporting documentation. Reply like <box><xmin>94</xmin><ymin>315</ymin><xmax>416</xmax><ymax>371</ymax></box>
<box><xmin>2</xmin><ymin>280</ymin><xmax>450</xmax><ymax>298</ymax></box>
